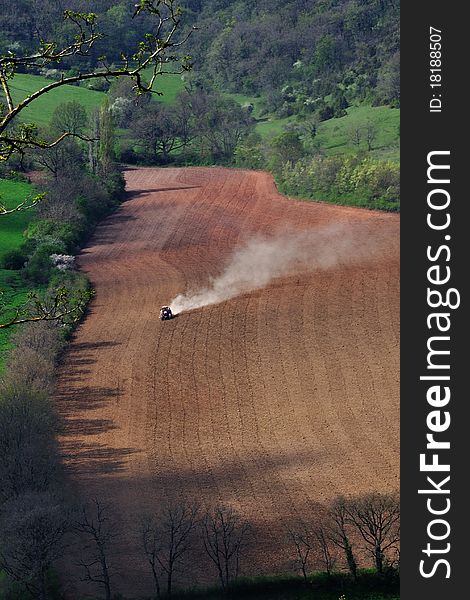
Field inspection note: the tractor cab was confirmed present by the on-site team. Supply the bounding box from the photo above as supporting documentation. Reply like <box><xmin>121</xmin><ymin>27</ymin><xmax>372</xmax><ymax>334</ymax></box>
<box><xmin>160</xmin><ymin>306</ymin><xmax>173</xmax><ymax>321</ymax></box>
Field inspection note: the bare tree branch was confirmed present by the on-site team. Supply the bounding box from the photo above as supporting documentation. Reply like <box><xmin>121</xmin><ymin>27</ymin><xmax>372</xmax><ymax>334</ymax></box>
<box><xmin>0</xmin><ymin>0</ymin><xmax>194</xmax><ymax>212</ymax></box>
<box><xmin>0</xmin><ymin>287</ymin><xmax>93</xmax><ymax>330</ymax></box>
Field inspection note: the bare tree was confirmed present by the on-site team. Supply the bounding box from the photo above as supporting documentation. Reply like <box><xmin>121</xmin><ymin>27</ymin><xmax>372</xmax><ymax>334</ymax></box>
<box><xmin>0</xmin><ymin>491</ymin><xmax>69</xmax><ymax>600</ymax></box>
<box><xmin>201</xmin><ymin>505</ymin><xmax>250</xmax><ymax>591</ymax></box>
<box><xmin>328</xmin><ymin>497</ymin><xmax>358</xmax><ymax>581</ymax></box>
<box><xmin>74</xmin><ymin>499</ymin><xmax>118</xmax><ymax>600</ymax></box>
<box><xmin>349</xmin><ymin>126</ymin><xmax>362</xmax><ymax>147</ymax></box>
<box><xmin>345</xmin><ymin>492</ymin><xmax>400</xmax><ymax>574</ymax></box>
<box><xmin>286</xmin><ymin>521</ymin><xmax>313</xmax><ymax>584</ymax></box>
<box><xmin>286</xmin><ymin>517</ymin><xmax>337</xmax><ymax>581</ymax></box>
<box><xmin>34</xmin><ymin>136</ymin><xmax>85</xmax><ymax>180</ymax></box>
<box><xmin>140</xmin><ymin>502</ymin><xmax>199</xmax><ymax>598</ymax></box>
<box><xmin>365</xmin><ymin>120</ymin><xmax>378</xmax><ymax>151</ymax></box>
<box><xmin>312</xmin><ymin>524</ymin><xmax>337</xmax><ymax>577</ymax></box>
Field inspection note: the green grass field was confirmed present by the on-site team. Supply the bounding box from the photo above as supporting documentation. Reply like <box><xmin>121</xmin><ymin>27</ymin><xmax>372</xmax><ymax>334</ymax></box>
<box><xmin>152</xmin><ymin>72</ymin><xmax>186</xmax><ymax>104</ymax></box>
<box><xmin>0</xmin><ymin>179</ymin><xmax>37</xmax><ymax>371</ymax></box>
<box><xmin>253</xmin><ymin>105</ymin><xmax>399</xmax><ymax>161</ymax></box>
<box><xmin>5</xmin><ymin>73</ymin><xmax>400</xmax><ymax>163</ymax></box>
<box><xmin>6</xmin><ymin>73</ymin><xmax>106</xmax><ymax>127</ymax></box>
<box><xmin>315</xmin><ymin>105</ymin><xmax>400</xmax><ymax>161</ymax></box>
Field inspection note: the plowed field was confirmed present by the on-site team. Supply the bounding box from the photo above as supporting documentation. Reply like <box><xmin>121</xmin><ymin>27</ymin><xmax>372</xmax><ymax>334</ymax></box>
<box><xmin>56</xmin><ymin>167</ymin><xmax>399</xmax><ymax>597</ymax></box>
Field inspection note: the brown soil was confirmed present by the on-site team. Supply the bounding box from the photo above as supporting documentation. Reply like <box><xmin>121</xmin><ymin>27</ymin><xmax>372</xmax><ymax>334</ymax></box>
<box><xmin>56</xmin><ymin>167</ymin><xmax>399</xmax><ymax>598</ymax></box>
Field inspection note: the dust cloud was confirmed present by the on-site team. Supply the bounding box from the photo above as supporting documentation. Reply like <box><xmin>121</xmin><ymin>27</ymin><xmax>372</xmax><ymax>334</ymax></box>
<box><xmin>170</xmin><ymin>222</ymin><xmax>393</xmax><ymax>314</ymax></box>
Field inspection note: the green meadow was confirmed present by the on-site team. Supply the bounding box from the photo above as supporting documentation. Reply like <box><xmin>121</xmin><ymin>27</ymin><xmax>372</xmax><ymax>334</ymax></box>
<box><xmin>7</xmin><ymin>73</ymin><xmax>106</xmax><ymax>127</ymax></box>
<box><xmin>0</xmin><ymin>179</ymin><xmax>37</xmax><ymax>370</ymax></box>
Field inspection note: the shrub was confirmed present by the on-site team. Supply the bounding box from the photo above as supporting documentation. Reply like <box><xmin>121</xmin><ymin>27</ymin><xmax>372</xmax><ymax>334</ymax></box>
<box><xmin>87</xmin><ymin>78</ymin><xmax>110</xmax><ymax>92</ymax></box>
<box><xmin>0</xmin><ymin>249</ymin><xmax>27</xmax><ymax>270</ymax></box>
<box><xmin>0</xmin><ymin>386</ymin><xmax>60</xmax><ymax>501</ymax></box>
<box><xmin>25</xmin><ymin>219</ymin><xmax>80</xmax><ymax>253</ymax></box>
<box><xmin>23</xmin><ymin>245</ymin><xmax>57</xmax><ymax>284</ymax></box>
<box><xmin>277</xmin><ymin>153</ymin><xmax>400</xmax><ymax>210</ymax></box>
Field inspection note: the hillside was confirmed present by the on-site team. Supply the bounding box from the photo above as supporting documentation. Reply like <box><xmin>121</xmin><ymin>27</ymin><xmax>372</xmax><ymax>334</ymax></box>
<box><xmin>7</xmin><ymin>74</ymin><xmax>106</xmax><ymax>127</ymax></box>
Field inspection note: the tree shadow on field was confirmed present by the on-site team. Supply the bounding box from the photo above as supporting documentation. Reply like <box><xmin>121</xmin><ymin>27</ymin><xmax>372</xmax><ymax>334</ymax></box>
<box><xmin>61</xmin><ymin>452</ymin><xmax>333</xmax><ymax>598</ymax></box>
<box><xmin>82</xmin><ymin>213</ymin><xmax>137</xmax><ymax>247</ymax></box>
<box><xmin>125</xmin><ymin>185</ymin><xmax>202</xmax><ymax>200</ymax></box>
<box><xmin>56</xmin><ymin>339</ymin><xmax>136</xmax><ymax>474</ymax></box>
<box><xmin>61</xmin><ymin>439</ymin><xmax>137</xmax><ymax>475</ymax></box>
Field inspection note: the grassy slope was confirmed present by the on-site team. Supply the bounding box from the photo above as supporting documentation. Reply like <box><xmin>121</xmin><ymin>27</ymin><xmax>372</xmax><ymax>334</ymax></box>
<box><xmin>153</xmin><ymin>72</ymin><xmax>186</xmax><ymax>104</ymax></box>
<box><xmin>210</xmin><ymin>89</ymin><xmax>400</xmax><ymax>161</ymax></box>
<box><xmin>255</xmin><ymin>105</ymin><xmax>399</xmax><ymax>161</ymax></box>
<box><xmin>0</xmin><ymin>179</ymin><xmax>37</xmax><ymax>371</ymax></box>
<box><xmin>6</xmin><ymin>73</ymin><xmax>399</xmax><ymax>159</ymax></box>
<box><xmin>7</xmin><ymin>73</ymin><xmax>106</xmax><ymax>127</ymax></box>
<box><xmin>315</xmin><ymin>105</ymin><xmax>400</xmax><ymax>161</ymax></box>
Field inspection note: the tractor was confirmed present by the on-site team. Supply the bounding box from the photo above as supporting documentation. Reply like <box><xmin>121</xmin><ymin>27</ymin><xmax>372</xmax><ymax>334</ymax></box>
<box><xmin>159</xmin><ymin>306</ymin><xmax>174</xmax><ymax>321</ymax></box>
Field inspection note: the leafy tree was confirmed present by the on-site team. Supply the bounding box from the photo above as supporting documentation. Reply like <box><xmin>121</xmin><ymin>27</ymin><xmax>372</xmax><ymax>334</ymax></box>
<box><xmin>269</xmin><ymin>130</ymin><xmax>304</xmax><ymax>174</ymax></box>
<box><xmin>191</xmin><ymin>90</ymin><xmax>253</xmax><ymax>161</ymax></box>
<box><xmin>50</xmin><ymin>101</ymin><xmax>87</xmax><ymax>137</ymax></box>
<box><xmin>376</xmin><ymin>52</ymin><xmax>400</xmax><ymax>105</ymax></box>
<box><xmin>134</xmin><ymin>103</ymin><xmax>185</xmax><ymax>162</ymax></box>
<box><xmin>0</xmin><ymin>0</ymin><xmax>193</xmax><ymax>214</ymax></box>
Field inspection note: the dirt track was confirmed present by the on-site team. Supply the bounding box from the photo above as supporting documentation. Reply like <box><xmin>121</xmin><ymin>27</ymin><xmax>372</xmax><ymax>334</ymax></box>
<box><xmin>56</xmin><ymin>167</ymin><xmax>399</xmax><ymax>597</ymax></box>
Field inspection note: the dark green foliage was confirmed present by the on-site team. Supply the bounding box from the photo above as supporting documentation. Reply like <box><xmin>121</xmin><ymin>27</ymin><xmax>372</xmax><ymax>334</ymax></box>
<box><xmin>0</xmin><ymin>248</ymin><xmax>27</xmax><ymax>270</ymax></box>
<box><xmin>184</xmin><ymin>0</ymin><xmax>399</xmax><ymax>109</ymax></box>
<box><xmin>0</xmin><ymin>386</ymin><xmax>60</xmax><ymax>502</ymax></box>
<box><xmin>23</xmin><ymin>245</ymin><xmax>56</xmax><ymax>284</ymax></box>
<box><xmin>25</xmin><ymin>219</ymin><xmax>78</xmax><ymax>253</ymax></box>
<box><xmin>234</xmin><ymin>133</ymin><xmax>265</xmax><ymax>169</ymax></box>
<box><xmin>268</xmin><ymin>131</ymin><xmax>304</xmax><ymax>171</ymax></box>
<box><xmin>134</xmin><ymin>102</ymin><xmax>186</xmax><ymax>162</ymax></box>
<box><xmin>167</xmin><ymin>569</ymin><xmax>399</xmax><ymax>599</ymax></box>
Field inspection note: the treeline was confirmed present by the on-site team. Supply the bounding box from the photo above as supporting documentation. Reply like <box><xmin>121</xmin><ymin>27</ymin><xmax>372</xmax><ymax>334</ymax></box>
<box><xmin>109</xmin><ymin>79</ymin><xmax>399</xmax><ymax>210</ymax></box>
<box><xmin>0</xmin><ymin>435</ymin><xmax>399</xmax><ymax>600</ymax></box>
<box><xmin>1</xmin><ymin>99</ymin><xmax>124</xmax><ymax>295</ymax></box>
<box><xmin>0</xmin><ymin>320</ymin><xmax>69</xmax><ymax>599</ymax></box>
<box><xmin>73</xmin><ymin>491</ymin><xmax>399</xmax><ymax>599</ymax></box>
<box><xmin>0</xmin><ymin>0</ymin><xmax>400</xmax><ymax>114</ymax></box>
<box><xmin>110</xmin><ymin>79</ymin><xmax>252</xmax><ymax>165</ymax></box>
<box><xmin>0</xmin><ymin>96</ymin><xmax>127</xmax><ymax>598</ymax></box>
